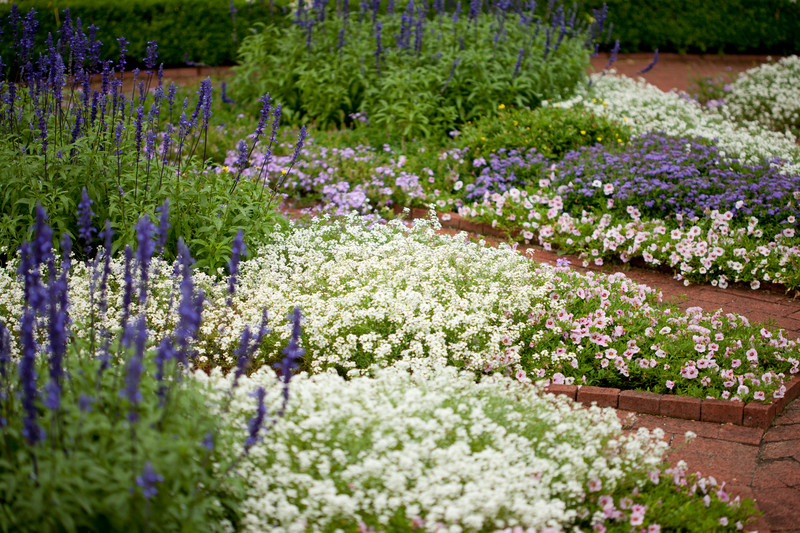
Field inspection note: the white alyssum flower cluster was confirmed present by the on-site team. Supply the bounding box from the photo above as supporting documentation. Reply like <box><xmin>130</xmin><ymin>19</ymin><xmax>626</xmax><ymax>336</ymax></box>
<box><xmin>196</xmin><ymin>365</ymin><xmax>669</xmax><ymax>532</ymax></box>
<box><xmin>551</xmin><ymin>73</ymin><xmax>800</xmax><ymax>174</ymax></box>
<box><xmin>721</xmin><ymin>55</ymin><xmax>800</xmax><ymax>137</ymax></box>
<box><xmin>0</xmin><ymin>213</ymin><xmax>555</xmax><ymax>375</ymax></box>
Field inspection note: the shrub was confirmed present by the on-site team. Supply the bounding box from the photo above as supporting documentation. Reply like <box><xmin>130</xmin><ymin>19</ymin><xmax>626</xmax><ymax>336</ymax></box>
<box><xmin>232</xmin><ymin>0</ymin><xmax>603</xmax><ymax>142</ymax></box>
<box><xmin>0</xmin><ymin>0</ymin><xmax>288</xmax><ymax>70</ymax></box>
<box><xmin>458</xmin><ymin>103</ymin><xmax>632</xmax><ymax>158</ymax></box>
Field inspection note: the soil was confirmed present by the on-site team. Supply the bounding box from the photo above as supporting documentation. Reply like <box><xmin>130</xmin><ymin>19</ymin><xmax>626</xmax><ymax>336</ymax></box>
<box><xmin>589</xmin><ymin>52</ymin><xmax>775</xmax><ymax>93</ymax></box>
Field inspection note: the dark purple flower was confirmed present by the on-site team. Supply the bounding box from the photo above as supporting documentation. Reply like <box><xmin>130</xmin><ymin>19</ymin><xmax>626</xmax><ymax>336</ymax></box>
<box><xmin>605</xmin><ymin>40</ymin><xmax>620</xmax><ymax>71</ymax></box>
<box><xmin>144</xmin><ymin>41</ymin><xmax>158</xmax><ymax>71</ymax></box>
<box><xmin>227</xmin><ymin>230</ymin><xmax>246</xmax><ymax>305</ymax></box>
<box><xmin>274</xmin><ymin>307</ymin><xmax>304</xmax><ymax>407</ymax></box>
<box><xmin>0</xmin><ymin>321</ymin><xmax>10</xmax><ymax>381</ymax></box>
<box><xmin>77</xmin><ymin>187</ymin><xmax>96</xmax><ymax>254</ymax></box>
<box><xmin>117</xmin><ymin>36</ymin><xmax>129</xmax><ymax>73</ymax></box>
<box><xmin>289</xmin><ymin>126</ymin><xmax>307</xmax><ymax>168</ymax></box>
<box><xmin>254</xmin><ymin>94</ymin><xmax>272</xmax><ymax>140</ymax></box>
<box><xmin>121</xmin><ymin>245</ymin><xmax>134</xmax><ymax>327</ymax></box>
<box><xmin>174</xmin><ymin>239</ymin><xmax>204</xmax><ymax>362</ymax></box>
<box><xmin>637</xmin><ymin>49</ymin><xmax>658</xmax><ymax>75</ymax></box>
<box><xmin>135</xmin><ymin>215</ymin><xmax>156</xmax><ymax>304</ymax></box>
<box><xmin>468</xmin><ymin>0</ymin><xmax>481</xmax><ymax>20</ymax></box>
<box><xmin>136</xmin><ymin>461</ymin><xmax>164</xmax><ymax>499</ymax></box>
<box><xmin>199</xmin><ymin>78</ymin><xmax>213</xmax><ymax>130</ymax></box>
<box><xmin>19</xmin><ymin>309</ymin><xmax>44</xmax><ymax>445</ymax></box>
<box><xmin>221</xmin><ymin>81</ymin><xmax>235</xmax><ymax>105</ymax></box>
<box><xmin>234</xmin><ymin>139</ymin><xmax>249</xmax><ymax>172</ymax></box>
<box><xmin>232</xmin><ymin>308</ymin><xmax>269</xmax><ymax>390</ymax></box>
<box><xmin>202</xmin><ymin>431</ymin><xmax>214</xmax><ymax>451</ymax></box>
<box><xmin>78</xmin><ymin>393</ymin><xmax>94</xmax><ymax>413</ymax></box>
<box><xmin>121</xmin><ymin>315</ymin><xmax>147</xmax><ymax>421</ymax></box>
<box><xmin>244</xmin><ymin>386</ymin><xmax>267</xmax><ymax>452</ymax></box>
<box><xmin>43</xmin><ymin>234</ymin><xmax>71</xmax><ymax>411</ymax></box>
<box><xmin>512</xmin><ymin>48</ymin><xmax>525</xmax><ymax>78</ymax></box>
<box><xmin>156</xmin><ymin>199</ymin><xmax>170</xmax><ymax>255</ymax></box>
<box><xmin>375</xmin><ymin>21</ymin><xmax>383</xmax><ymax>73</ymax></box>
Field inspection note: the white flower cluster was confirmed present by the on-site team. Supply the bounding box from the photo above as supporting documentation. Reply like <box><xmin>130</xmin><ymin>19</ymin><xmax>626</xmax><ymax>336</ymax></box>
<box><xmin>552</xmin><ymin>73</ymin><xmax>800</xmax><ymax>174</ymax></box>
<box><xmin>0</xmin><ymin>213</ymin><xmax>555</xmax><ymax>375</ymax></box>
<box><xmin>196</xmin><ymin>365</ymin><xmax>669</xmax><ymax>532</ymax></box>
<box><xmin>721</xmin><ymin>55</ymin><xmax>800</xmax><ymax>137</ymax></box>
<box><xmin>209</xmin><ymin>212</ymin><xmax>555</xmax><ymax>373</ymax></box>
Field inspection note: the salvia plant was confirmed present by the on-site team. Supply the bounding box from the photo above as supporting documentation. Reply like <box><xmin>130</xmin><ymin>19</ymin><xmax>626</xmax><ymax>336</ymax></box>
<box><xmin>232</xmin><ymin>0</ymin><xmax>616</xmax><ymax>142</ymax></box>
<box><xmin>0</xmin><ymin>5</ymin><xmax>299</xmax><ymax>271</ymax></box>
<box><xmin>0</xmin><ymin>203</ymin><xmax>305</xmax><ymax>531</ymax></box>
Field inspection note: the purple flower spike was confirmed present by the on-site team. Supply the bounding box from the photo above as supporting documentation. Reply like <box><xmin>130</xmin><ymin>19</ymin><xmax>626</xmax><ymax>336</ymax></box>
<box><xmin>135</xmin><ymin>215</ymin><xmax>156</xmax><ymax>304</ymax></box>
<box><xmin>289</xmin><ymin>126</ymin><xmax>307</xmax><ymax>168</ymax></box>
<box><xmin>232</xmin><ymin>308</ymin><xmax>269</xmax><ymax>389</ymax></box>
<box><xmin>156</xmin><ymin>199</ymin><xmax>170</xmax><ymax>255</ymax></box>
<box><xmin>227</xmin><ymin>229</ymin><xmax>246</xmax><ymax>305</ymax></box>
<box><xmin>19</xmin><ymin>309</ymin><xmax>44</xmax><ymax>445</ymax></box>
<box><xmin>637</xmin><ymin>49</ymin><xmax>658</xmax><ymax>75</ymax></box>
<box><xmin>77</xmin><ymin>187</ymin><xmax>96</xmax><ymax>254</ymax></box>
<box><xmin>136</xmin><ymin>461</ymin><xmax>164</xmax><ymax>499</ymax></box>
<box><xmin>144</xmin><ymin>41</ymin><xmax>158</xmax><ymax>70</ymax></box>
<box><xmin>121</xmin><ymin>315</ymin><xmax>147</xmax><ymax>421</ymax></box>
<box><xmin>244</xmin><ymin>386</ymin><xmax>267</xmax><ymax>452</ymax></box>
<box><xmin>274</xmin><ymin>307</ymin><xmax>304</xmax><ymax>410</ymax></box>
<box><xmin>174</xmin><ymin>239</ymin><xmax>204</xmax><ymax>363</ymax></box>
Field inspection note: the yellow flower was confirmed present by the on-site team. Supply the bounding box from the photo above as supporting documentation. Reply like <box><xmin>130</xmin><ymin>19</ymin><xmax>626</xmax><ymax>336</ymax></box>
<box><xmin>580</xmin><ymin>130</ymin><xmax>586</xmax><ymax>135</ymax></box>
<box><xmin>597</xmin><ymin>137</ymin><xmax>602</xmax><ymax>141</ymax></box>
<box><xmin>482</xmin><ymin>137</ymin><xmax>486</xmax><ymax>140</ymax></box>
<box><xmin>281</xmin><ymin>170</ymin><xmax>288</xmax><ymax>175</ymax></box>
<box><xmin>513</xmin><ymin>120</ymin><xmax>519</xmax><ymax>126</ymax></box>
<box><xmin>223</xmin><ymin>165</ymin><xmax>230</xmax><ymax>172</ymax></box>
<box><xmin>499</xmin><ymin>104</ymin><xmax>506</xmax><ymax>110</ymax></box>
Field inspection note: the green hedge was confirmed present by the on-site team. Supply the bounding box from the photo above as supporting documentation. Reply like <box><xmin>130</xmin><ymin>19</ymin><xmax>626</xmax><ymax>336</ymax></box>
<box><xmin>0</xmin><ymin>0</ymin><xmax>290</xmax><ymax>69</ymax></box>
<box><xmin>584</xmin><ymin>0</ymin><xmax>800</xmax><ymax>55</ymax></box>
<box><xmin>1</xmin><ymin>0</ymin><xmax>798</xmax><ymax>69</ymax></box>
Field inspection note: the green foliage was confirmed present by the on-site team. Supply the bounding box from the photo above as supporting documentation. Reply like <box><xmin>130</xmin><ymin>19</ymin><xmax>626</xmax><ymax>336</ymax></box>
<box><xmin>0</xmin><ymin>336</ymin><xmax>244</xmax><ymax>532</ymax></box>
<box><xmin>0</xmin><ymin>75</ymin><xmax>292</xmax><ymax>273</ymax></box>
<box><xmin>458</xmin><ymin>103</ymin><xmax>633</xmax><ymax>158</ymax></box>
<box><xmin>580</xmin><ymin>0</ymin><xmax>800</xmax><ymax>54</ymax></box>
<box><xmin>232</xmin><ymin>5</ymin><xmax>593</xmax><ymax>143</ymax></box>
<box><xmin>0</xmin><ymin>0</ymin><xmax>289</xmax><ymax>70</ymax></box>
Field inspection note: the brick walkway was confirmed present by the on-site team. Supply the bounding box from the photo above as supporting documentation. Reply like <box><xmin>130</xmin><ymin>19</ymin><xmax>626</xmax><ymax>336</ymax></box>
<box><xmin>425</xmin><ymin>211</ymin><xmax>800</xmax><ymax>532</ymax></box>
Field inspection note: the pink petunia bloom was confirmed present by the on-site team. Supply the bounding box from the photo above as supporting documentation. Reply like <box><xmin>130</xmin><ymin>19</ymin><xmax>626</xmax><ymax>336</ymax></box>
<box><xmin>681</xmin><ymin>366</ymin><xmax>699</xmax><ymax>379</ymax></box>
<box><xmin>666</xmin><ymin>380</ymin><xmax>675</xmax><ymax>390</ymax></box>
<box><xmin>588</xmin><ymin>478</ymin><xmax>602</xmax><ymax>492</ymax></box>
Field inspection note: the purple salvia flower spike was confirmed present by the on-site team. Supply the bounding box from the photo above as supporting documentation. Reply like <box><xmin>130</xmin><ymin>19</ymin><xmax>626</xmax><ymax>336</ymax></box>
<box><xmin>227</xmin><ymin>229</ymin><xmax>246</xmax><ymax>306</ymax></box>
<box><xmin>637</xmin><ymin>49</ymin><xmax>658</xmax><ymax>75</ymax></box>
<box><xmin>244</xmin><ymin>386</ymin><xmax>267</xmax><ymax>453</ymax></box>
<box><xmin>135</xmin><ymin>215</ymin><xmax>156</xmax><ymax>305</ymax></box>
<box><xmin>156</xmin><ymin>199</ymin><xmax>170</xmax><ymax>255</ymax></box>
<box><xmin>19</xmin><ymin>309</ymin><xmax>44</xmax><ymax>445</ymax></box>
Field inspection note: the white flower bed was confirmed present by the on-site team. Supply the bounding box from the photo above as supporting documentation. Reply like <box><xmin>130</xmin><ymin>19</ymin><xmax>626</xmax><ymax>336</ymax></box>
<box><xmin>0</xmin><ymin>213</ymin><xmax>554</xmax><ymax>374</ymax></box>
<box><xmin>551</xmin><ymin>72</ymin><xmax>800</xmax><ymax>174</ymax></box>
<box><xmin>721</xmin><ymin>55</ymin><xmax>800</xmax><ymax>137</ymax></box>
<box><xmin>198</xmin><ymin>365</ymin><xmax>669</xmax><ymax>532</ymax></box>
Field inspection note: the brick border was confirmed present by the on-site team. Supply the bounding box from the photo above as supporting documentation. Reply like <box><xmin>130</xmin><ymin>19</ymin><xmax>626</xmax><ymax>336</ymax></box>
<box><xmin>544</xmin><ymin>375</ymin><xmax>800</xmax><ymax>429</ymax></box>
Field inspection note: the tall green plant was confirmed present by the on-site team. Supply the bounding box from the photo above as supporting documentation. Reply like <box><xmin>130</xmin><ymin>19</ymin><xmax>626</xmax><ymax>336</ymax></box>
<box><xmin>232</xmin><ymin>0</ymin><xmax>604</xmax><ymax>142</ymax></box>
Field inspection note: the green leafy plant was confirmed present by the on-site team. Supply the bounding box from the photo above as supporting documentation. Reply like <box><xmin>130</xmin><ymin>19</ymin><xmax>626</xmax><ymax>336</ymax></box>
<box><xmin>232</xmin><ymin>0</ymin><xmax>601</xmax><ymax>143</ymax></box>
<box><xmin>457</xmin><ymin>102</ymin><xmax>633</xmax><ymax>158</ymax></box>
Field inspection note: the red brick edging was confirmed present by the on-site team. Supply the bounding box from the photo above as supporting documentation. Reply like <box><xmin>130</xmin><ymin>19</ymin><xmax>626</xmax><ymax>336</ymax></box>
<box><xmin>544</xmin><ymin>375</ymin><xmax>800</xmax><ymax>429</ymax></box>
